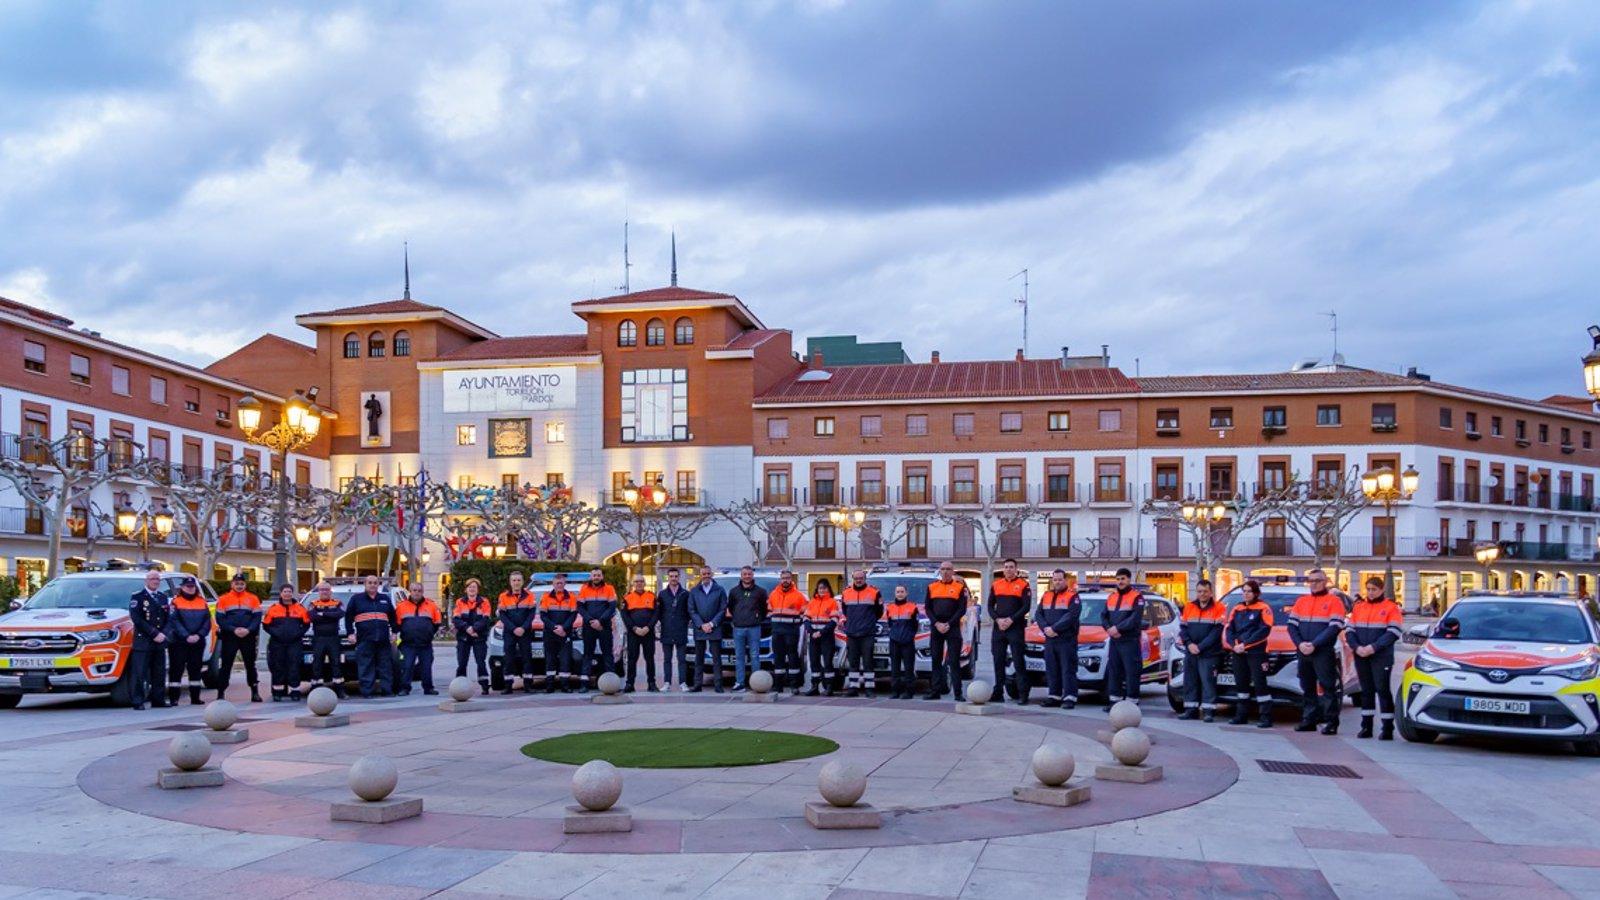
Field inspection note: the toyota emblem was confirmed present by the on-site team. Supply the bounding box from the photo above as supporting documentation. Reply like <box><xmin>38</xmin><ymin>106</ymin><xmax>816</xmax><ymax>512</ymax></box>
<box><xmin>22</xmin><ymin>639</ymin><xmax>42</xmax><ymax>650</ymax></box>
<box><xmin>1487</xmin><ymin>669</ymin><xmax>1510</xmax><ymax>683</ymax></box>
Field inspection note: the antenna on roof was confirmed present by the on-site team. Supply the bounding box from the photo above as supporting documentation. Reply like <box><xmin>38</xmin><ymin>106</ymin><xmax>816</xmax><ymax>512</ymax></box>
<box><xmin>1322</xmin><ymin>310</ymin><xmax>1340</xmax><ymax>364</ymax></box>
<box><xmin>670</xmin><ymin>230</ymin><xmax>678</xmax><ymax>287</ymax></box>
<box><xmin>402</xmin><ymin>242</ymin><xmax>411</xmax><ymax>300</ymax></box>
<box><xmin>618</xmin><ymin>221</ymin><xmax>632</xmax><ymax>295</ymax></box>
<box><xmin>1009</xmin><ymin>268</ymin><xmax>1029</xmax><ymax>358</ymax></box>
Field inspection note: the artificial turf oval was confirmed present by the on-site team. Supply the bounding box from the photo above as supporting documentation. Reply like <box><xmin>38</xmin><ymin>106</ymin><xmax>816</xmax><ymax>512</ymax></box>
<box><xmin>522</xmin><ymin>727</ymin><xmax>839</xmax><ymax>768</ymax></box>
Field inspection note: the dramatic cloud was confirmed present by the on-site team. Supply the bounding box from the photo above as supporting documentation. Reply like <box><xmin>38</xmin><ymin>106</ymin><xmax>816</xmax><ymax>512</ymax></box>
<box><xmin>0</xmin><ymin>1</ymin><xmax>1597</xmax><ymax>397</ymax></box>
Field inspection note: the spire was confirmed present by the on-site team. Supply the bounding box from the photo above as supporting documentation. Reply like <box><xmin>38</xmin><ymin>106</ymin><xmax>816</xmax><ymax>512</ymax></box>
<box><xmin>670</xmin><ymin>230</ymin><xmax>678</xmax><ymax>287</ymax></box>
<box><xmin>403</xmin><ymin>242</ymin><xmax>411</xmax><ymax>300</ymax></box>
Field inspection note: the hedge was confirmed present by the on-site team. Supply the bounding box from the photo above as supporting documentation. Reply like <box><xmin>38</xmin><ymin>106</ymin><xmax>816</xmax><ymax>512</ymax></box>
<box><xmin>446</xmin><ymin>559</ymin><xmax>626</xmax><ymax>612</ymax></box>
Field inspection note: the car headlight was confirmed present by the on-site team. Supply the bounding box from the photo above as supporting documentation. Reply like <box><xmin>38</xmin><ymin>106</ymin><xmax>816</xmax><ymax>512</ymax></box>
<box><xmin>492</xmin><ymin>622</ymin><xmax>504</xmax><ymax>636</ymax></box>
<box><xmin>1542</xmin><ymin>659</ymin><xmax>1600</xmax><ymax>681</ymax></box>
<box><xmin>80</xmin><ymin>628</ymin><xmax>119</xmax><ymax>644</ymax></box>
<box><xmin>1413</xmin><ymin>652</ymin><xmax>1459</xmax><ymax>674</ymax></box>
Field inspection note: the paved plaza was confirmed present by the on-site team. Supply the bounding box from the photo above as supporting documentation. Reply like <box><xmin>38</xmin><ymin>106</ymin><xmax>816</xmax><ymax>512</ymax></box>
<box><xmin>4</xmin><ymin>659</ymin><xmax>1600</xmax><ymax>899</ymax></box>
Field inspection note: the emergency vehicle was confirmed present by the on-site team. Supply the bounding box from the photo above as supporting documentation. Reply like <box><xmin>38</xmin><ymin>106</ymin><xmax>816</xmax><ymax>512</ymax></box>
<box><xmin>1022</xmin><ymin>581</ymin><xmax>1181</xmax><ymax>697</ymax></box>
<box><xmin>0</xmin><ymin>565</ymin><xmax>221</xmax><ymax>707</ymax></box>
<box><xmin>1398</xmin><ymin>591</ymin><xmax>1600</xmax><ymax>755</ymax></box>
<box><xmin>860</xmin><ymin>566</ymin><xmax>982</xmax><ymax>681</ymax></box>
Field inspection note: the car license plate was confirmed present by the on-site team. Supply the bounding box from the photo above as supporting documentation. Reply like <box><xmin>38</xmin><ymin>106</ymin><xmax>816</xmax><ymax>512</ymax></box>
<box><xmin>1216</xmin><ymin>673</ymin><xmax>1235</xmax><ymax>686</ymax></box>
<box><xmin>0</xmin><ymin>657</ymin><xmax>62</xmax><ymax>670</ymax></box>
<box><xmin>1025</xmin><ymin>657</ymin><xmax>1045</xmax><ymax>671</ymax></box>
<box><xmin>1465</xmin><ymin>697</ymin><xmax>1531</xmax><ymax>715</ymax></box>
<box><xmin>874</xmin><ymin>641</ymin><xmax>890</xmax><ymax>654</ymax></box>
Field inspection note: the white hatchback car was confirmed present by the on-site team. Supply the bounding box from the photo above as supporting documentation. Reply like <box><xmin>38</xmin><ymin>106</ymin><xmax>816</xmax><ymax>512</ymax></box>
<box><xmin>1399</xmin><ymin>591</ymin><xmax>1600</xmax><ymax>755</ymax></box>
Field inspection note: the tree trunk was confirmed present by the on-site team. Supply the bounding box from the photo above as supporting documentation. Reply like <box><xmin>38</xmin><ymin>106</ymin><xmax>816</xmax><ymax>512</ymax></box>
<box><xmin>46</xmin><ymin>500</ymin><xmax>68</xmax><ymax>578</ymax></box>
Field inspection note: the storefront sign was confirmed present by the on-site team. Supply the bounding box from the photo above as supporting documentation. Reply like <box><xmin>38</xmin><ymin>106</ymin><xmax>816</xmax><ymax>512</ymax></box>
<box><xmin>442</xmin><ymin>366</ymin><xmax>576</xmax><ymax>412</ymax></box>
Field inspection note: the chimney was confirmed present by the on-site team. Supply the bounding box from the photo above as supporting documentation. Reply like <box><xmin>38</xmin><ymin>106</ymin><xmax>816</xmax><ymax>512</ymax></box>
<box><xmin>1060</xmin><ymin>345</ymin><xmax>1070</xmax><ymax>364</ymax></box>
<box><xmin>1405</xmin><ymin>366</ymin><xmax>1431</xmax><ymax>382</ymax></box>
<box><xmin>1100</xmin><ymin>344</ymin><xmax>1109</xmax><ymax>366</ymax></box>
<box><xmin>810</xmin><ymin>350</ymin><xmax>824</xmax><ymax>370</ymax></box>
<box><xmin>930</xmin><ymin>350</ymin><xmax>941</xmax><ymax>364</ymax></box>
<box><xmin>1015</xmin><ymin>348</ymin><xmax>1025</xmax><ymax>362</ymax></box>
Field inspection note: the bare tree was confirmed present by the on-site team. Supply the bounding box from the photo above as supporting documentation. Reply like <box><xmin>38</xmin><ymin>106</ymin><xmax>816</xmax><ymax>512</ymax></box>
<box><xmin>933</xmin><ymin>493</ymin><xmax>1048</xmax><ymax>597</ymax></box>
<box><xmin>601</xmin><ymin>503</ymin><xmax>714</xmax><ymax>572</ymax></box>
<box><xmin>1142</xmin><ymin>487</ymin><xmax>1291</xmax><ymax>582</ymax></box>
<box><xmin>1280</xmin><ymin>467</ymin><xmax>1371</xmax><ymax>576</ymax></box>
<box><xmin>162</xmin><ymin>460</ymin><xmax>253</xmax><ymax>578</ymax></box>
<box><xmin>0</xmin><ymin>434</ymin><xmax>149</xmax><ymax>577</ymax></box>
<box><xmin>712</xmin><ymin>499</ymin><xmax>821</xmax><ymax>569</ymax></box>
<box><xmin>333</xmin><ymin>475</ymin><xmax>453</xmax><ymax>582</ymax></box>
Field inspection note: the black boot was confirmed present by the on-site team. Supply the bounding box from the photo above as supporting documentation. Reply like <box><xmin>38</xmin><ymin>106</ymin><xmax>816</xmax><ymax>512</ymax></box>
<box><xmin>1294</xmin><ymin>720</ymin><xmax>1317</xmax><ymax>732</ymax></box>
<box><xmin>1379</xmin><ymin>720</ymin><xmax>1394</xmax><ymax>741</ymax></box>
<box><xmin>1320</xmin><ymin>720</ymin><xmax>1339</xmax><ymax>736</ymax></box>
<box><xmin>249</xmin><ymin>686</ymin><xmax>262</xmax><ymax>703</ymax></box>
<box><xmin>167</xmin><ymin>686</ymin><xmax>181</xmax><ymax>706</ymax></box>
<box><xmin>479</xmin><ymin>679</ymin><xmax>491</xmax><ymax>695</ymax></box>
<box><xmin>1229</xmin><ymin>706</ymin><xmax>1249</xmax><ymax>725</ymax></box>
<box><xmin>215</xmin><ymin>688</ymin><xmax>227</xmax><ymax>702</ymax></box>
<box><xmin>189</xmin><ymin>686</ymin><xmax>203</xmax><ymax>705</ymax></box>
<box><xmin>1356</xmin><ymin>716</ymin><xmax>1374</xmax><ymax>739</ymax></box>
<box><xmin>1178</xmin><ymin>709</ymin><xmax>1199</xmax><ymax>720</ymax></box>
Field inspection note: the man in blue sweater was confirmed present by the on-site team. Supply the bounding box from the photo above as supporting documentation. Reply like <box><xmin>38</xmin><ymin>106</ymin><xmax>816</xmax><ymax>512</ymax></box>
<box><xmin>344</xmin><ymin>576</ymin><xmax>398</xmax><ymax>698</ymax></box>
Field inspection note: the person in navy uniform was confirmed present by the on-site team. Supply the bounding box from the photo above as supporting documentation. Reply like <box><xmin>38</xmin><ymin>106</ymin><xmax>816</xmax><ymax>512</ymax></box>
<box><xmin>344</xmin><ymin>575</ymin><xmax>398</xmax><ymax>698</ymax></box>
<box><xmin>882</xmin><ymin>585</ymin><xmax>919</xmax><ymax>699</ymax></box>
<box><xmin>839</xmin><ymin>569</ymin><xmax>884</xmax><ymax>698</ymax></box>
<box><xmin>1177</xmin><ymin>579</ymin><xmax>1227</xmax><ymax>722</ymax></box>
<box><xmin>262</xmin><ymin>585</ymin><xmax>312</xmax><ymax>701</ymax></box>
<box><xmin>1224</xmin><ymin>579</ymin><xmax>1275</xmax><ymax>728</ymax></box>
<box><xmin>1345</xmin><ymin>576</ymin><xmax>1403</xmax><ymax>740</ymax></box>
<box><xmin>656</xmin><ymin>567</ymin><xmax>692</xmax><ymax>692</ymax></box>
<box><xmin>165</xmin><ymin>576</ymin><xmax>212</xmax><ymax>706</ymax></box>
<box><xmin>1101</xmin><ymin>567</ymin><xmax>1146</xmax><ymax>709</ymax></box>
<box><xmin>307</xmin><ymin>582</ymin><xmax>347</xmax><ymax>698</ymax></box>
<box><xmin>126</xmin><ymin>570</ymin><xmax>170</xmax><ymax>710</ymax></box>
<box><xmin>395</xmin><ymin>582</ymin><xmax>442</xmax><ymax>695</ymax></box>
<box><xmin>1033</xmin><ymin>569</ymin><xmax>1081</xmax><ymax>709</ymax></box>
<box><xmin>451</xmin><ymin>578</ymin><xmax>493</xmax><ymax>695</ymax></box>
<box><xmin>988</xmin><ymin>558</ymin><xmax>1033</xmax><ymax>704</ymax></box>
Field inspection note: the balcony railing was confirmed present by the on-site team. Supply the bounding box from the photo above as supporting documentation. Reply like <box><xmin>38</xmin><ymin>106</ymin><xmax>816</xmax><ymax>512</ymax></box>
<box><xmin>1435</xmin><ymin>482</ymin><xmax>1592</xmax><ymax>513</ymax></box>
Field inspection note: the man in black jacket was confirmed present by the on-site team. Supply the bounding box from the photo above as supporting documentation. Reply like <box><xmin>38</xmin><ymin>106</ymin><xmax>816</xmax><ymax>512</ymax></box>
<box><xmin>657</xmin><ymin>567</ymin><xmax>692</xmax><ymax>691</ymax></box>
<box><xmin>1033</xmin><ymin>569</ymin><xmax>1081</xmax><ymax>708</ymax></box>
<box><xmin>308</xmin><ymin>582</ymin><xmax>347</xmax><ymax>698</ymax></box>
<box><xmin>126</xmin><ymin>570</ymin><xmax>170</xmax><ymax>710</ymax></box>
<box><xmin>725</xmin><ymin>567</ymin><xmax>768</xmax><ymax>693</ymax></box>
<box><xmin>924</xmin><ymin>561</ymin><xmax>971</xmax><ymax>700</ymax></box>
<box><xmin>987</xmin><ymin>559</ymin><xmax>1033</xmax><ymax>704</ymax></box>
<box><xmin>1101</xmin><ymin>568</ymin><xmax>1146</xmax><ymax>709</ymax></box>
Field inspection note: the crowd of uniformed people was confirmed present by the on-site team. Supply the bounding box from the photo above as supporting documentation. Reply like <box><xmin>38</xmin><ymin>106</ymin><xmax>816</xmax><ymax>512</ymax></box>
<box><xmin>122</xmin><ymin>560</ymin><xmax>1404</xmax><ymax>738</ymax></box>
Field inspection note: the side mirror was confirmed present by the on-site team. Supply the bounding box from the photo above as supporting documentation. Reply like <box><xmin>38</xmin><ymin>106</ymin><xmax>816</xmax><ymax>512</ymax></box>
<box><xmin>1402</xmin><ymin>624</ymin><xmax>1430</xmax><ymax>646</ymax></box>
<box><xmin>7</xmin><ymin>600</ymin><xmax>20</xmax><ymax>612</ymax></box>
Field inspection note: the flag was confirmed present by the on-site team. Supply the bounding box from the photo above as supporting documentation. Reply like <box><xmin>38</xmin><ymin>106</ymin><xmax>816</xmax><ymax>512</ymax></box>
<box><xmin>417</xmin><ymin>468</ymin><xmax>428</xmax><ymax>533</ymax></box>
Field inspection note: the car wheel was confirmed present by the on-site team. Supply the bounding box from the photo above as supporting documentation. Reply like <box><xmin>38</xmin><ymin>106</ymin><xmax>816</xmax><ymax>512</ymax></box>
<box><xmin>489</xmin><ymin>659</ymin><xmax>506</xmax><ymax>692</ymax></box>
<box><xmin>109</xmin><ymin>667</ymin><xmax>136</xmax><ymax>707</ymax></box>
<box><xmin>1166</xmin><ymin>687</ymin><xmax>1185</xmax><ymax>714</ymax></box>
<box><xmin>199</xmin><ymin>654</ymin><xmax>221</xmax><ymax>690</ymax></box>
<box><xmin>0</xmin><ymin>693</ymin><xmax>20</xmax><ymax>710</ymax></box>
<box><xmin>1397</xmin><ymin>715</ymin><xmax>1436</xmax><ymax>744</ymax></box>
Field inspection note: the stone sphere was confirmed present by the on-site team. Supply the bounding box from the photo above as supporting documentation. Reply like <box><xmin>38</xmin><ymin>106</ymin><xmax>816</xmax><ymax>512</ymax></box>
<box><xmin>1108</xmin><ymin>699</ymin><xmax>1142</xmax><ymax>731</ymax></box>
<box><xmin>203</xmin><ymin>699</ymin><xmax>238</xmax><ymax>731</ymax></box>
<box><xmin>965</xmin><ymin>680</ymin><xmax>993</xmax><ymax>705</ymax></box>
<box><xmin>448</xmin><ymin>676</ymin><xmax>476</xmax><ymax>703</ymax></box>
<box><xmin>596</xmin><ymin>672</ymin><xmax>624</xmax><ymax>696</ymax></box>
<box><xmin>1111</xmin><ymin>727</ymin><xmax>1152</xmax><ymax>767</ymax></box>
<box><xmin>348</xmin><ymin>755</ymin><xmax>399</xmax><ymax>802</ymax></box>
<box><xmin>572</xmin><ymin>760</ymin><xmax>623</xmax><ymax>812</ymax></box>
<box><xmin>1031</xmin><ymin>744</ymin><xmax>1077</xmax><ymax>787</ymax></box>
<box><xmin>749</xmin><ymin>669</ymin><xmax>773</xmax><ymax>694</ymax></box>
<box><xmin>306</xmin><ymin>686</ymin><xmax>339</xmax><ymax>716</ymax></box>
<box><xmin>167</xmin><ymin>732</ymin><xmax>212</xmax><ymax>772</ymax></box>
<box><xmin>818</xmin><ymin>760</ymin><xmax>867</xmax><ymax>808</ymax></box>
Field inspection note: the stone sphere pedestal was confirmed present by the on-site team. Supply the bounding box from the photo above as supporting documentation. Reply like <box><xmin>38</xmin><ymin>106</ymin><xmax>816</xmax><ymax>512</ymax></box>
<box><xmin>296</xmin><ymin>686</ymin><xmax>350</xmax><ymax>728</ymax></box>
<box><xmin>805</xmin><ymin>761</ymin><xmax>880</xmax><ymax>829</ymax></box>
<box><xmin>203</xmin><ymin>699</ymin><xmax>249</xmax><ymax>743</ymax></box>
<box><xmin>439</xmin><ymin>676</ymin><xmax>484</xmax><ymax>713</ymax></box>
<box><xmin>591</xmin><ymin>672</ymin><xmax>630</xmax><ymax>705</ymax></box>
<box><xmin>158</xmin><ymin>733</ymin><xmax>223</xmax><ymax>789</ymax></box>
<box><xmin>331</xmin><ymin>755</ymin><xmax>423</xmax><ymax>823</ymax></box>
<box><xmin>955</xmin><ymin>679</ymin><xmax>999</xmax><ymax>716</ymax></box>
<box><xmin>744</xmin><ymin>669</ymin><xmax>779</xmax><ymax>703</ymax></box>
<box><xmin>1013</xmin><ymin>744</ymin><xmax>1090</xmax><ymax>807</ymax></box>
<box><xmin>564</xmin><ymin>760</ymin><xmax>631</xmax><ymax>833</ymax></box>
<box><xmin>1095</xmin><ymin>726</ymin><xmax>1164</xmax><ymax>784</ymax></box>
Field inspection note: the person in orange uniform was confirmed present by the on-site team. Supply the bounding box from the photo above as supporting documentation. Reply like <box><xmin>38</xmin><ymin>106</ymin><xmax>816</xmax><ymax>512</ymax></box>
<box><xmin>840</xmin><ymin>569</ymin><xmax>884</xmax><ymax>698</ymax></box>
<box><xmin>396</xmin><ymin>582</ymin><xmax>442</xmax><ymax>695</ymax></box>
<box><xmin>988</xmin><ymin>558</ymin><xmax>1033</xmax><ymax>704</ymax></box>
<box><xmin>452</xmin><ymin>578</ymin><xmax>492</xmax><ymax>695</ymax></box>
<box><xmin>165</xmin><ymin>576</ymin><xmax>213</xmax><ymax>706</ymax></box>
<box><xmin>1177</xmin><ymin>579</ymin><xmax>1227</xmax><ymax>722</ymax></box>
<box><xmin>261</xmin><ymin>584</ymin><xmax>311</xmax><ymax>701</ymax></box>
<box><xmin>924</xmin><ymin>561</ymin><xmax>971</xmax><ymax>701</ymax></box>
<box><xmin>577</xmin><ymin>568</ymin><xmax>619</xmax><ymax>691</ymax></box>
<box><xmin>540</xmin><ymin>573</ymin><xmax>582</xmax><ymax>693</ymax></box>
<box><xmin>803</xmin><ymin>579</ymin><xmax>842</xmax><ymax>696</ymax></box>
<box><xmin>1033</xmin><ymin>570</ymin><xmax>1081</xmax><ymax>709</ymax></box>
<box><xmin>497</xmin><ymin>571</ymin><xmax>539</xmax><ymax>694</ymax></box>
<box><xmin>1346</xmin><ymin>576</ymin><xmax>1403</xmax><ymax>740</ymax></box>
<box><xmin>883</xmin><ymin>585</ymin><xmax>920</xmax><ymax>699</ymax></box>
<box><xmin>214</xmin><ymin>574</ymin><xmax>263</xmax><ymax>703</ymax></box>
<box><xmin>1101</xmin><ymin>568</ymin><xmax>1145</xmax><ymax>709</ymax></box>
<box><xmin>767</xmin><ymin>571</ymin><xmax>809</xmax><ymax>695</ymax></box>
<box><xmin>620</xmin><ymin>575</ymin><xmax>660</xmax><ymax>693</ymax></box>
<box><xmin>1224</xmin><ymin>580</ymin><xmax>1275</xmax><ymax>728</ymax></box>
<box><xmin>1288</xmin><ymin>568</ymin><xmax>1346</xmax><ymax>734</ymax></box>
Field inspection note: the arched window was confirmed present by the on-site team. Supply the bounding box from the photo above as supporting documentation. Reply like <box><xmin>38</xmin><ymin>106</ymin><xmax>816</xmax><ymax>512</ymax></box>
<box><xmin>368</xmin><ymin>331</ymin><xmax>386</xmax><ymax>358</ymax></box>
<box><xmin>618</xmin><ymin>319</ymin><xmax>637</xmax><ymax>347</ymax></box>
<box><xmin>343</xmin><ymin>333</ymin><xmax>360</xmax><ymax>359</ymax></box>
<box><xmin>392</xmin><ymin>330</ymin><xmax>411</xmax><ymax>357</ymax></box>
<box><xmin>645</xmin><ymin>318</ymin><xmax>666</xmax><ymax>347</ymax></box>
<box><xmin>674</xmin><ymin>316</ymin><xmax>694</xmax><ymax>345</ymax></box>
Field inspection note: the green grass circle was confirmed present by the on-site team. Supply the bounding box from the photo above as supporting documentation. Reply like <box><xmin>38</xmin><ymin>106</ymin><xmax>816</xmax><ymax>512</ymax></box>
<box><xmin>522</xmin><ymin>727</ymin><xmax>839</xmax><ymax>768</ymax></box>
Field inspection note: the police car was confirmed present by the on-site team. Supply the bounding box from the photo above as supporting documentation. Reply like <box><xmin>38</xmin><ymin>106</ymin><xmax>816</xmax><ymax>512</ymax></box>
<box><xmin>1165</xmin><ymin>577</ymin><xmax>1357</xmax><ymax>713</ymax></box>
<box><xmin>1398</xmin><ymin>591</ymin><xmax>1600</xmax><ymax>755</ymax></box>
<box><xmin>859</xmin><ymin>566</ymin><xmax>981</xmax><ymax>681</ymax></box>
<box><xmin>0</xmin><ymin>565</ymin><xmax>222</xmax><ymax>707</ymax></box>
<box><xmin>1023</xmin><ymin>582</ymin><xmax>1180</xmax><ymax>698</ymax></box>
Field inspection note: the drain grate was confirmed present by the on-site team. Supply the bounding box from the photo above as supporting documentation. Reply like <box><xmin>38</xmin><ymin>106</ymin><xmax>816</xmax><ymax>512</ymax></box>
<box><xmin>1257</xmin><ymin>759</ymin><xmax>1362</xmax><ymax>779</ymax></box>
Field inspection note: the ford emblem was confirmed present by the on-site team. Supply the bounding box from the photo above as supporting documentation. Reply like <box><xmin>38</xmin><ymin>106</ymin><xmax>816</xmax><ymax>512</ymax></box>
<box><xmin>1487</xmin><ymin>669</ymin><xmax>1510</xmax><ymax>683</ymax></box>
<box><xmin>22</xmin><ymin>638</ymin><xmax>42</xmax><ymax>650</ymax></box>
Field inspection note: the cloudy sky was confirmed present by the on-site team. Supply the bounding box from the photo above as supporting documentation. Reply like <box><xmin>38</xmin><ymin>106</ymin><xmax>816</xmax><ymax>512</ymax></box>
<box><xmin>2</xmin><ymin>1</ymin><xmax>1598</xmax><ymax>398</ymax></box>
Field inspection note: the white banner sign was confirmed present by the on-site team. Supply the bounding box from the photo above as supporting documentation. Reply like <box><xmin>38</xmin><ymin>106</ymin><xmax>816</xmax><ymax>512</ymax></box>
<box><xmin>442</xmin><ymin>366</ymin><xmax>577</xmax><ymax>412</ymax></box>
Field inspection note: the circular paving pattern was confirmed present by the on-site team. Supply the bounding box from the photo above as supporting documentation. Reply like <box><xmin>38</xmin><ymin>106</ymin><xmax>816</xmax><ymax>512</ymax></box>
<box><xmin>522</xmin><ymin>727</ymin><xmax>840</xmax><ymax>768</ymax></box>
<box><xmin>77</xmin><ymin>695</ymin><xmax>1240</xmax><ymax>854</ymax></box>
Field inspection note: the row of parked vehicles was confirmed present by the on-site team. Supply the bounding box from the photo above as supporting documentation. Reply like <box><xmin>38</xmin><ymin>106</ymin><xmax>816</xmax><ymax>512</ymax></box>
<box><xmin>0</xmin><ymin>563</ymin><xmax>1596</xmax><ymax>755</ymax></box>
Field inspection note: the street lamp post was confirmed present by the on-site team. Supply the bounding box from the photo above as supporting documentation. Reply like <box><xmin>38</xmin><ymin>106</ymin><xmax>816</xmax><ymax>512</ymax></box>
<box><xmin>1180</xmin><ymin>496</ymin><xmax>1227</xmax><ymax>582</ymax></box>
<box><xmin>237</xmin><ymin>391</ymin><xmax>321</xmax><ymax>589</ymax></box>
<box><xmin>828</xmin><ymin>506</ymin><xmax>866</xmax><ymax>585</ymax></box>
<box><xmin>1581</xmin><ymin>325</ymin><xmax>1600</xmax><ymax>403</ymax></box>
<box><xmin>294</xmin><ymin>523</ymin><xmax>336</xmax><ymax>583</ymax></box>
<box><xmin>1474</xmin><ymin>541</ymin><xmax>1501</xmax><ymax>593</ymax></box>
<box><xmin>1361</xmin><ymin>465</ymin><xmax>1420</xmax><ymax>601</ymax></box>
<box><xmin>115</xmin><ymin>504</ymin><xmax>174</xmax><ymax>563</ymax></box>
<box><xmin>621</xmin><ymin>478</ymin><xmax>670</xmax><ymax>584</ymax></box>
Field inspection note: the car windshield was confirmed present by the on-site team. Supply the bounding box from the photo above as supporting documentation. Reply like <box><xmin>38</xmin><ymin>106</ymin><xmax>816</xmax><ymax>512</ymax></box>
<box><xmin>24</xmin><ymin>576</ymin><xmax>169</xmax><ymax>610</ymax></box>
<box><xmin>1074</xmin><ymin>594</ymin><xmax>1110</xmax><ymax>620</ymax></box>
<box><xmin>1438</xmin><ymin>602</ymin><xmax>1593</xmax><ymax>645</ymax></box>
<box><xmin>714</xmin><ymin>575</ymin><xmax>781</xmax><ymax>594</ymax></box>
<box><xmin>866</xmin><ymin>575</ymin><xmax>932</xmax><ymax>605</ymax></box>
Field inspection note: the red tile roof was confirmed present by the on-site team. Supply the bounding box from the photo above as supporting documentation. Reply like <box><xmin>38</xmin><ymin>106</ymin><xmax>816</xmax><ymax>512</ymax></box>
<box><xmin>434</xmin><ymin>334</ymin><xmax>591</xmax><ymax>361</ymax></box>
<box><xmin>758</xmin><ymin>359</ymin><xmax>1137</xmax><ymax>403</ymax></box>
<box><xmin>0</xmin><ymin>295</ymin><xmax>74</xmax><ymax>327</ymax></box>
<box><xmin>572</xmin><ymin>286</ymin><xmax>736</xmax><ymax>307</ymax></box>
<box><xmin>711</xmin><ymin>329</ymin><xmax>788</xmax><ymax>351</ymax></box>
<box><xmin>303</xmin><ymin>299</ymin><xmax>444</xmax><ymax>317</ymax></box>
<box><xmin>1138</xmin><ymin>368</ymin><xmax>1598</xmax><ymax>418</ymax></box>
